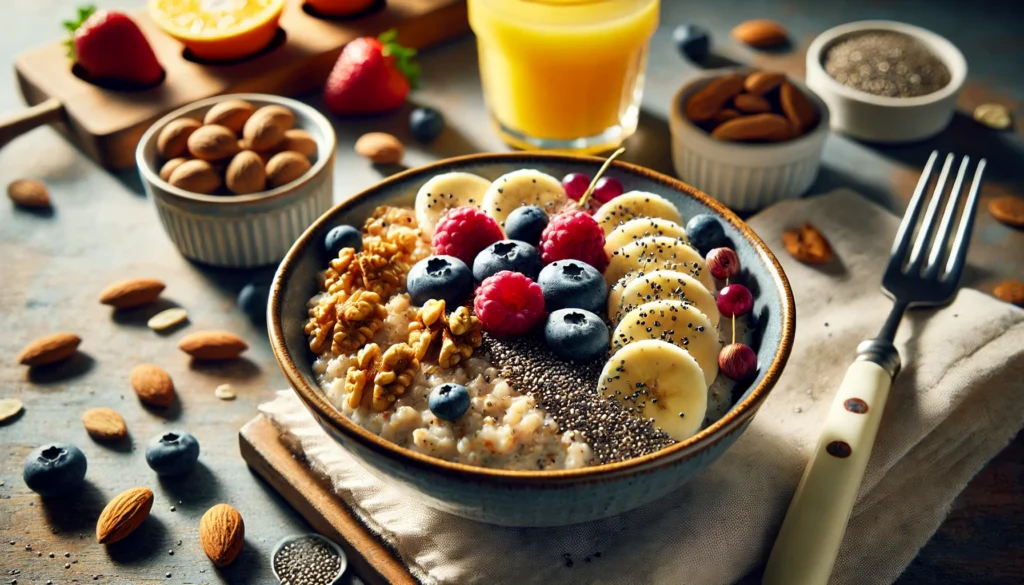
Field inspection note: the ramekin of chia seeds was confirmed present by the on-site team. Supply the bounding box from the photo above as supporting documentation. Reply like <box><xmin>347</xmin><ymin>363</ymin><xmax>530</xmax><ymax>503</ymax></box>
<box><xmin>806</xmin><ymin>20</ymin><xmax>967</xmax><ymax>143</ymax></box>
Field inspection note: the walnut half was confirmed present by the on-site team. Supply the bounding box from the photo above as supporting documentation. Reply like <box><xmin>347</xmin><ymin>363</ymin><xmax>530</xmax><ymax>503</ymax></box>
<box><xmin>372</xmin><ymin>343</ymin><xmax>419</xmax><ymax>412</ymax></box>
<box><xmin>344</xmin><ymin>343</ymin><xmax>381</xmax><ymax>409</ymax></box>
<box><xmin>407</xmin><ymin>299</ymin><xmax>446</xmax><ymax>360</ymax></box>
<box><xmin>439</xmin><ymin>306</ymin><xmax>482</xmax><ymax>368</ymax></box>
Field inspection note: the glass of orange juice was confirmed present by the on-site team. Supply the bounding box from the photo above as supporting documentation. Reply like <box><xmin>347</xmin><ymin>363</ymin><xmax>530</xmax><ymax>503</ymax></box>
<box><xmin>468</xmin><ymin>0</ymin><xmax>659</xmax><ymax>154</ymax></box>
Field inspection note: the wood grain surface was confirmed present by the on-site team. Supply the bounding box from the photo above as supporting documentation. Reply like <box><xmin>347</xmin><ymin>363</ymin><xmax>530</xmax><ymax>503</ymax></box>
<box><xmin>2</xmin><ymin>0</ymin><xmax>1022</xmax><ymax>584</ymax></box>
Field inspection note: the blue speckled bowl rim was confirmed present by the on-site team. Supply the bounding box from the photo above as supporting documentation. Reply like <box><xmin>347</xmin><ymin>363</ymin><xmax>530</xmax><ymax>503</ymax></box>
<box><xmin>269</xmin><ymin>152</ymin><xmax>796</xmax><ymax>482</ymax></box>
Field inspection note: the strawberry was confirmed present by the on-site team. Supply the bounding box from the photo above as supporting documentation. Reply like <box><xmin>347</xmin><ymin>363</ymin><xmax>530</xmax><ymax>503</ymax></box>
<box><xmin>324</xmin><ymin>29</ymin><xmax>420</xmax><ymax>115</ymax></box>
<box><xmin>65</xmin><ymin>5</ymin><xmax>163</xmax><ymax>86</ymax></box>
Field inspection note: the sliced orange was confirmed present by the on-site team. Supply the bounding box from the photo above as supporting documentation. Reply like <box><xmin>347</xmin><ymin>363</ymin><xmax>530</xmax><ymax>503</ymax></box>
<box><xmin>149</xmin><ymin>0</ymin><xmax>284</xmax><ymax>62</ymax></box>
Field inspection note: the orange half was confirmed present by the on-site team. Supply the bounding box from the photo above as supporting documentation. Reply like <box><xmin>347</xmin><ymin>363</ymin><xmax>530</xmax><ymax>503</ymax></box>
<box><xmin>149</xmin><ymin>0</ymin><xmax>285</xmax><ymax>61</ymax></box>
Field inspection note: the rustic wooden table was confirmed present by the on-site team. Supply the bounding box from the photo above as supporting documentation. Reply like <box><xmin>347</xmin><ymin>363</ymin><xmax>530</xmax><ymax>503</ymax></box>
<box><xmin>1</xmin><ymin>1</ymin><xmax>1021</xmax><ymax>584</ymax></box>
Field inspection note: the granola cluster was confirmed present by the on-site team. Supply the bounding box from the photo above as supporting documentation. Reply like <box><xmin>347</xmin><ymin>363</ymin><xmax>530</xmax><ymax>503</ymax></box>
<box><xmin>407</xmin><ymin>299</ymin><xmax>483</xmax><ymax>368</ymax></box>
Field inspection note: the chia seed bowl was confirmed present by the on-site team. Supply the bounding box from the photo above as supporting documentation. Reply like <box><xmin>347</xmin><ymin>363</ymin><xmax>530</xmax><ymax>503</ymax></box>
<box><xmin>269</xmin><ymin>153</ymin><xmax>795</xmax><ymax>526</ymax></box>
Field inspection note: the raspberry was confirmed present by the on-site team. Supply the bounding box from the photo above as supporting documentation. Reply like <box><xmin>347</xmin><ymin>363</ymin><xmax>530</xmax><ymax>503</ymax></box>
<box><xmin>473</xmin><ymin>271</ymin><xmax>545</xmax><ymax>336</ymax></box>
<box><xmin>432</xmin><ymin>207</ymin><xmax>504</xmax><ymax>266</ymax></box>
<box><xmin>538</xmin><ymin>210</ymin><xmax>608</xmax><ymax>272</ymax></box>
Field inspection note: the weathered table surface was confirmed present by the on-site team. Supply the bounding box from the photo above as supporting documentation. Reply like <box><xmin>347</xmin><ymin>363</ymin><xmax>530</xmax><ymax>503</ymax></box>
<box><xmin>2</xmin><ymin>1</ymin><xmax>1021</xmax><ymax>584</ymax></box>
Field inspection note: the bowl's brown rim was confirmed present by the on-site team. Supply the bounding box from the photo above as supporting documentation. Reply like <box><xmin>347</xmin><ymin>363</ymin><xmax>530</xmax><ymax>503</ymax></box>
<box><xmin>269</xmin><ymin>152</ymin><xmax>796</xmax><ymax>482</ymax></box>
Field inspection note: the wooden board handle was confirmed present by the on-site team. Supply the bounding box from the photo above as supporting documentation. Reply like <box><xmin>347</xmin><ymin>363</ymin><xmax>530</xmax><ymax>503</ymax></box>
<box><xmin>0</xmin><ymin>98</ymin><xmax>65</xmax><ymax>151</ymax></box>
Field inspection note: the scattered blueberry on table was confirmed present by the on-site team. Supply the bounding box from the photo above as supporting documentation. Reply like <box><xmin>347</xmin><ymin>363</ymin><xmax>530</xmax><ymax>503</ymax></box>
<box><xmin>237</xmin><ymin>282</ymin><xmax>271</xmax><ymax>322</ymax></box>
<box><xmin>145</xmin><ymin>431</ymin><xmax>200</xmax><ymax>476</ymax></box>
<box><xmin>504</xmin><ymin>205</ymin><xmax>549</xmax><ymax>246</ymax></box>
<box><xmin>409</xmin><ymin>107</ymin><xmax>445</xmax><ymax>143</ymax></box>
<box><xmin>473</xmin><ymin>240</ymin><xmax>542</xmax><ymax>282</ymax></box>
<box><xmin>324</xmin><ymin>224</ymin><xmax>362</xmax><ymax>257</ymax></box>
<box><xmin>407</xmin><ymin>255</ymin><xmax>473</xmax><ymax>307</ymax></box>
<box><xmin>544</xmin><ymin>309</ymin><xmax>609</xmax><ymax>362</ymax></box>
<box><xmin>23</xmin><ymin>444</ymin><xmax>87</xmax><ymax>497</ymax></box>
<box><xmin>428</xmin><ymin>383</ymin><xmax>471</xmax><ymax>421</ymax></box>
<box><xmin>673</xmin><ymin>24</ymin><xmax>711</xmax><ymax>62</ymax></box>
<box><xmin>685</xmin><ymin>214</ymin><xmax>728</xmax><ymax>254</ymax></box>
<box><xmin>538</xmin><ymin>259</ymin><xmax>608</xmax><ymax>314</ymax></box>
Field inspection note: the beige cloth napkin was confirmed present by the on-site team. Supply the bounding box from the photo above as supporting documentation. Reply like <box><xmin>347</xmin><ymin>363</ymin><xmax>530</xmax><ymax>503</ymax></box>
<box><xmin>260</xmin><ymin>190</ymin><xmax>1024</xmax><ymax>585</ymax></box>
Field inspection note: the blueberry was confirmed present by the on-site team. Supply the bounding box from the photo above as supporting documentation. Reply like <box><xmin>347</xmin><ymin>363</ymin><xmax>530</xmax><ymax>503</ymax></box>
<box><xmin>504</xmin><ymin>205</ymin><xmax>549</xmax><ymax>246</ymax></box>
<box><xmin>23</xmin><ymin>444</ymin><xmax>87</xmax><ymax>497</ymax></box>
<box><xmin>673</xmin><ymin>24</ymin><xmax>711</xmax><ymax>62</ymax></box>
<box><xmin>237</xmin><ymin>282</ymin><xmax>270</xmax><ymax>322</ymax></box>
<box><xmin>324</xmin><ymin>225</ymin><xmax>362</xmax><ymax>258</ymax></box>
<box><xmin>410</xmin><ymin>107</ymin><xmax>445</xmax><ymax>143</ymax></box>
<box><xmin>472</xmin><ymin>240</ymin><xmax>541</xmax><ymax>282</ymax></box>
<box><xmin>538</xmin><ymin>259</ymin><xmax>607</xmax><ymax>313</ymax></box>
<box><xmin>685</xmin><ymin>214</ymin><xmax>729</xmax><ymax>255</ymax></box>
<box><xmin>407</xmin><ymin>255</ymin><xmax>474</xmax><ymax>307</ymax></box>
<box><xmin>428</xmin><ymin>383</ymin><xmax>471</xmax><ymax>421</ymax></box>
<box><xmin>544</xmin><ymin>309</ymin><xmax>609</xmax><ymax>363</ymax></box>
<box><xmin>145</xmin><ymin>431</ymin><xmax>200</xmax><ymax>476</ymax></box>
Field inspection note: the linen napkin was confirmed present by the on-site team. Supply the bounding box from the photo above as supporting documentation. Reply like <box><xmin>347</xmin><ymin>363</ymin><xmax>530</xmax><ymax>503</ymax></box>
<box><xmin>259</xmin><ymin>190</ymin><xmax>1024</xmax><ymax>585</ymax></box>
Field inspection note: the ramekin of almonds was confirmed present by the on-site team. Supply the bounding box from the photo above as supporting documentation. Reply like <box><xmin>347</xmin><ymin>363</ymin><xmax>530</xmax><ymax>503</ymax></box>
<box><xmin>669</xmin><ymin>68</ymin><xmax>830</xmax><ymax>212</ymax></box>
<box><xmin>136</xmin><ymin>94</ymin><xmax>336</xmax><ymax>268</ymax></box>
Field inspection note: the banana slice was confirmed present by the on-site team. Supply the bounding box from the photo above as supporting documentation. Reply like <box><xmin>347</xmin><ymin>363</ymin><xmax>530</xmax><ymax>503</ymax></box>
<box><xmin>594</xmin><ymin>191</ymin><xmax>683</xmax><ymax>235</ymax></box>
<box><xmin>608</xmin><ymin>269</ymin><xmax>720</xmax><ymax>327</ymax></box>
<box><xmin>604</xmin><ymin>217</ymin><xmax>689</xmax><ymax>258</ymax></box>
<box><xmin>414</xmin><ymin>172</ymin><xmax>491</xmax><ymax>235</ymax></box>
<box><xmin>611</xmin><ymin>300</ymin><xmax>720</xmax><ymax>387</ymax></box>
<box><xmin>604</xmin><ymin>236</ymin><xmax>714</xmax><ymax>291</ymax></box>
<box><xmin>481</xmin><ymin>169</ymin><xmax>568</xmax><ymax>226</ymax></box>
<box><xmin>598</xmin><ymin>339</ymin><xmax>708</xmax><ymax>441</ymax></box>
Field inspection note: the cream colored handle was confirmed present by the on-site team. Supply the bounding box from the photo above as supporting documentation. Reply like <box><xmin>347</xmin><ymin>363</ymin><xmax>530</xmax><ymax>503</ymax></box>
<box><xmin>0</xmin><ymin>98</ymin><xmax>65</xmax><ymax>151</ymax></box>
<box><xmin>763</xmin><ymin>359</ymin><xmax>893</xmax><ymax>585</ymax></box>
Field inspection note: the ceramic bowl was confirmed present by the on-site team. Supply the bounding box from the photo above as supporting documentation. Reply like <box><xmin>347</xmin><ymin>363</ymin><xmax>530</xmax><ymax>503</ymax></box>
<box><xmin>136</xmin><ymin>93</ymin><xmax>336</xmax><ymax>268</ymax></box>
<box><xmin>269</xmin><ymin>153</ymin><xmax>795</xmax><ymax>527</ymax></box>
<box><xmin>669</xmin><ymin>69</ymin><xmax>830</xmax><ymax>212</ymax></box>
<box><xmin>805</xmin><ymin>20</ymin><xmax>967</xmax><ymax>143</ymax></box>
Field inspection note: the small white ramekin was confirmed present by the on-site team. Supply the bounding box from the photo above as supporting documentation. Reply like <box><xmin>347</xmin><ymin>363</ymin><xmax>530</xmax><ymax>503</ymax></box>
<box><xmin>805</xmin><ymin>20</ymin><xmax>967</xmax><ymax>143</ymax></box>
<box><xmin>669</xmin><ymin>69</ymin><xmax>830</xmax><ymax>212</ymax></box>
<box><xmin>136</xmin><ymin>94</ymin><xmax>336</xmax><ymax>268</ymax></box>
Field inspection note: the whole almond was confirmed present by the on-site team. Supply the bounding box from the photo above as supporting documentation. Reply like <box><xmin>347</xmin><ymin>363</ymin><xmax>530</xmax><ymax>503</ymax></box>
<box><xmin>780</xmin><ymin>82</ymin><xmax>818</xmax><ymax>131</ymax></box>
<box><xmin>265</xmin><ymin>151</ymin><xmax>312</xmax><ymax>188</ymax></box>
<box><xmin>99</xmin><ymin>277</ymin><xmax>166</xmax><ymax>308</ymax></box>
<box><xmin>280</xmin><ymin>129</ymin><xmax>317</xmax><ymax>158</ymax></box>
<box><xmin>179</xmin><ymin>331</ymin><xmax>248</xmax><ymax>360</ymax></box>
<box><xmin>169</xmin><ymin>159</ymin><xmax>222</xmax><ymax>194</ymax></box>
<box><xmin>710</xmin><ymin>108</ymin><xmax>742</xmax><ymax>126</ymax></box>
<box><xmin>744</xmin><ymin>71</ymin><xmax>786</xmax><ymax>95</ymax></box>
<box><xmin>993</xmin><ymin>281</ymin><xmax>1024</xmax><ymax>306</ymax></box>
<box><xmin>96</xmin><ymin>487</ymin><xmax>153</xmax><ymax>544</ymax></box>
<box><xmin>355</xmin><ymin>132</ymin><xmax>404</xmax><ymax>164</ymax></box>
<box><xmin>130</xmin><ymin>363</ymin><xmax>175</xmax><ymax>407</ymax></box>
<box><xmin>685</xmin><ymin>74</ymin><xmax>746</xmax><ymax>123</ymax></box>
<box><xmin>711</xmin><ymin>113</ymin><xmax>792</xmax><ymax>142</ymax></box>
<box><xmin>17</xmin><ymin>333</ymin><xmax>81</xmax><ymax>366</ymax></box>
<box><xmin>226</xmin><ymin>151</ymin><xmax>267</xmax><ymax>195</ymax></box>
<box><xmin>82</xmin><ymin>408</ymin><xmax>128</xmax><ymax>442</ymax></box>
<box><xmin>159</xmin><ymin>157</ymin><xmax>189</xmax><ymax>182</ymax></box>
<box><xmin>734</xmin><ymin>93</ymin><xmax>772</xmax><ymax>114</ymax></box>
<box><xmin>732</xmin><ymin>19</ymin><xmax>788</xmax><ymax>48</ymax></box>
<box><xmin>253</xmin><ymin>105</ymin><xmax>295</xmax><ymax>131</ymax></box>
<box><xmin>988</xmin><ymin>196</ymin><xmax>1024</xmax><ymax>228</ymax></box>
<box><xmin>203</xmin><ymin>99</ymin><xmax>256</xmax><ymax>133</ymax></box>
<box><xmin>188</xmin><ymin>124</ymin><xmax>241</xmax><ymax>162</ymax></box>
<box><xmin>158</xmin><ymin>118</ymin><xmax>202</xmax><ymax>159</ymax></box>
<box><xmin>242</xmin><ymin>113</ymin><xmax>285</xmax><ymax>152</ymax></box>
<box><xmin>200</xmin><ymin>504</ymin><xmax>245</xmax><ymax>568</ymax></box>
<box><xmin>8</xmin><ymin>179</ymin><xmax>51</xmax><ymax>208</ymax></box>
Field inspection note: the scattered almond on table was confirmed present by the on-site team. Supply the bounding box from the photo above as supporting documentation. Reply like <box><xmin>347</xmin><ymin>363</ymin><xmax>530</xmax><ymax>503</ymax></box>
<box><xmin>178</xmin><ymin>331</ymin><xmax>248</xmax><ymax>360</ymax></box>
<box><xmin>988</xmin><ymin>196</ymin><xmax>1024</xmax><ymax>228</ymax></box>
<box><xmin>200</xmin><ymin>504</ymin><xmax>245</xmax><ymax>568</ymax></box>
<box><xmin>130</xmin><ymin>363</ymin><xmax>176</xmax><ymax>408</ymax></box>
<box><xmin>7</xmin><ymin>179</ymin><xmax>51</xmax><ymax>208</ymax></box>
<box><xmin>731</xmin><ymin>19</ymin><xmax>789</xmax><ymax>48</ymax></box>
<box><xmin>17</xmin><ymin>332</ymin><xmax>81</xmax><ymax>367</ymax></box>
<box><xmin>973</xmin><ymin>103</ymin><xmax>1012</xmax><ymax>130</ymax></box>
<box><xmin>782</xmin><ymin>223</ymin><xmax>833</xmax><ymax>264</ymax></box>
<box><xmin>96</xmin><ymin>487</ymin><xmax>153</xmax><ymax>544</ymax></box>
<box><xmin>355</xmin><ymin>132</ymin><xmax>404</xmax><ymax>164</ymax></box>
<box><xmin>99</xmin><ymin>277</ymin><xmax>166</xmax><ymax>309</ymax></box>
<box><xmin>81</xmin><ymin>407</ymin><xmax>128</xmax><ymax>442</ymax></box>
<box><xmin>993</xmin><ymin>281</ymin><xmax>1024</xmax><ymax>306</ymax></box>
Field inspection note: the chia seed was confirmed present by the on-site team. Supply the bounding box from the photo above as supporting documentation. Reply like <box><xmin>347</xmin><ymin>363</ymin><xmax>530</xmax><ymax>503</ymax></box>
<box><xmin>823</xmin><ymin>31</ymin><xmax>950</xmax><ymax>98</ymax></box>
<box><xmin>273</xmin><ymin>535</ymin><xmax>344</xmax><ymax>585</ymax></box>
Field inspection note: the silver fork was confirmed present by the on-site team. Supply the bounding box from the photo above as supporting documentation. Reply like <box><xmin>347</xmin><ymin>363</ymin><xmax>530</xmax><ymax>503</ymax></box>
<box><xmin>763</xmin><ymin>151</ymin><xmax>987</xmax><ymax>585</ymax></box>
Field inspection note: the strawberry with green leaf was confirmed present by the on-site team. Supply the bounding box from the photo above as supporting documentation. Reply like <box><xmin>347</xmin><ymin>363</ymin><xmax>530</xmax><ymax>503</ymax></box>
<box><xmin>324</xmin><ymin>29</ymin><xmax>420</xmax><ymax>115</ymax></box>
<box><xmin>65</xmin><ymin>5</ymin><xmax>163</xmax><ymax>87</ymax></box>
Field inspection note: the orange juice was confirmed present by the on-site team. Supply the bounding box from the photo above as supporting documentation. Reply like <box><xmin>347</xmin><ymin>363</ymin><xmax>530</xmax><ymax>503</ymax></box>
<box><xmin>468</xmin><ymin>0</ymin><xmax>659</xmax><ymax>153</ymax></box>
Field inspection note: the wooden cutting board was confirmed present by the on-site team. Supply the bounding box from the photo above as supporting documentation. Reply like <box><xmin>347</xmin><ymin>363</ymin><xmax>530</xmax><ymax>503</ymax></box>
<box><xmin>2</xmin><ymin>0</ymin><xmax>468</xmax><ymax>170</ymax></box>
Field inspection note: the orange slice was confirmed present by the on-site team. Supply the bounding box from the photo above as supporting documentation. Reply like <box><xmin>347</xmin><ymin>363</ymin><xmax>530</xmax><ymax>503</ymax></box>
<box><xmin>149</xmin><ymin>0</ymin><xmax>284</xmax><ymax>62</ymax></box>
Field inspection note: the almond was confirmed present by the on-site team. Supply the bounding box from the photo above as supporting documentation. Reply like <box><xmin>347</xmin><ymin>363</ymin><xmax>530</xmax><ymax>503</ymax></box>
<box><xmin>782</xmin><ymin>223</ymin><xmax>833</xmax><ymax>264</ymax></box>
<box><xmin>226</xmin><ymin>151</ymin><xmax>267</xmax><ymax>195</ymax></box>
<box><xmin>280</xmin><ymin>129</ymin><xmax>317</xmax><ymax>158</ymax></box>
<box><xmin>732</xmin><ymin>19</ymin><xmax>788</xmax><ymax>48</ymax></box>
<box><xmin>187</xmin><ymin>124</ymin><xmax>241</xmax><ymax>162</ymax></box>
<box><xmin>8</xmin><ymin>179</ymin><xmax>51</xmax><ymax>208</ymax></box>
<box><xmin>779</xmin><ymin>82</ymin><xmax>818</xmax><ymax>131</ymax></box>
<box><xmin>157</xmin><ymin>118</ymin><xmax>202</xmax><ymax>159</ymax></box>
<box><xmin>993</xmin><ymin>281</ymin><xmax>1024</xmax><ymax>306</ymax></box>
<box><xmin>733</xmin><ymin>93</ymin><xmax>772</xmax><ymax>114</ymax></box>
<box><xmin>684</xmin><ymin>74</ymin><xmax>745</xmax><ymax>122</ymax></box>
<box><xmin>130</xmin><ymin>364</ymin><xmax>176</xmax><ymax>407</ymax></box>
<box><xmin>203</xmin><ymin>99</ymin><xmax>256</xmax><ymax>133</ymax></box>
<box><xmin>242</xmin><ymin>112</ymin><xmax>285</xmax><ymax>152</ymax></box>
<box><xmin>82</xmin><ymin>407</ymin><xmax>128</xmax><ymax>442</ymax></box>
<box><xmin>744</xmin><ymin>71</ymin><xmax>786</xmax><ymax>96</ymax></box>
<box><xmin>200</xmin><ymin>504</ymin><xmax>245</xmax><ymax>568</ymax></box>
<box><xmin>988</xmin><ymin>196</ymin><xmax>1024</xmax><ymax>227</ymax></box>
<box><xmin>710</xmin><ymin>108</ymin><xmax>742</xmax><ymax>126</ymax></box>
<box><xmin>159</xmin><ymin>157</ymin><xmax>189</xmax><ymax>182</ymax></box>
<box><xmin>169</xmin><ymin>159</ymin><xmax>222</xmax><ymax>194</ymax></box>
<box><xmin>178</xmin><ymin>331</ymin><xmax>248</xmax><ymax>360</ymax></box>
<box><xmin>265</xmin><ymin>151</ymin><xmax>312</xmax><ymax>188</ymax></box>
<box><xmin>97</xmin><ymin>487</ymin><xmax>153</xmax><ymax>544</ymax></box>
<box><xmin>17</xmin><ymin>333</ymin><xmax>81</xmax><ymax>366</ymax></box>
<box><xmin>355</xmin><ymin>132</ymin><xmax>404</xmax><ymax>164</ymax></box>
<box><xmin>252</xmin><ymin>105</ymin><xmax>295</xmax><ymax>132</ymax></box>
<box><xmin>711</xmin><ymin>113</ymin><xmax>791</xmax><ymax>142</ymax></box>
<box><xmin>99</xmin><ymin>277</ymin><xmax>166</xmax><ymax>308</ymax></box>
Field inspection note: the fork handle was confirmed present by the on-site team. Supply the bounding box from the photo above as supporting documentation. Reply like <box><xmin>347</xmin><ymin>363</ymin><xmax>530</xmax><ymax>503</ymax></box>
<box><xmin>763</xmin><ymin>356</ymin><xmax>895</xmax><ymax>585</ymax></box>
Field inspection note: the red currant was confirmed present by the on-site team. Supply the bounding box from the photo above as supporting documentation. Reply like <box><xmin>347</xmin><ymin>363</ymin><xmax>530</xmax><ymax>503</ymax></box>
<box><xmin>561</xmin><ymin>173</ymin><xmax>591</xmax><ymax>201</ymax></box>
<box><xmin>719</xmin><ymin>343</ymin><xmax>757</xmax><ymax>380</ymax></box>
<box><xmin>706</xmin><ymin>247</ymin><xmax>739</xmax><ymax>280</ymax></box>
<box><xmin>592</xmin><ymin>177</ymin><xmax>624</xmax><ymax>204</ymax></box>
<box><xmin>717</xmin><ymin>284</ymin><xmax>753</xmax><ymax>318</ymax></box>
